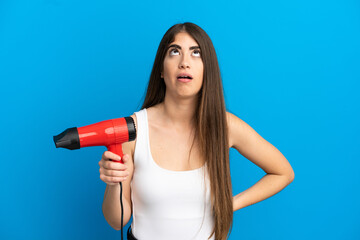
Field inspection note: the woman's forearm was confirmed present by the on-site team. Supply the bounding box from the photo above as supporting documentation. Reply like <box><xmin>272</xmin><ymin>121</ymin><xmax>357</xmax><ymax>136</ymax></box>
<box><xmin>233</xmin><ymin>173</ymin><xmax>294</xmax><ymax>211</ymax></box>
<box><xmin>102</xmin><ymin>184</ymin><xmax>132</xmax><ymax>230</ymax></box>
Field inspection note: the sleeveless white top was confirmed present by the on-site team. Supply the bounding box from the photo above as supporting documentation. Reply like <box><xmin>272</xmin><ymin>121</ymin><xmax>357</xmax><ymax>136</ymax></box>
<box><xmin>130</xmin><ymin>108</ymin><xmax>215</xmax><ymax>240</ymax></box>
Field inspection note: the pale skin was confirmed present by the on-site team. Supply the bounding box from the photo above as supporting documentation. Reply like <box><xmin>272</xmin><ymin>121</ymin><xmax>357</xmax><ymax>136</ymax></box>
<box><xmin>100</xmin><ymin>32</ymin><xmax>295</xmax><ymax>230</ymax></box>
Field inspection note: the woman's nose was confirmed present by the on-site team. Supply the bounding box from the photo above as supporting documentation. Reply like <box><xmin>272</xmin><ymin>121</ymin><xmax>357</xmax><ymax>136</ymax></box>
<box><xmin>178</xmin><ymin>55</ymin><xmax>190</xmax><ymax>69</ymax></box>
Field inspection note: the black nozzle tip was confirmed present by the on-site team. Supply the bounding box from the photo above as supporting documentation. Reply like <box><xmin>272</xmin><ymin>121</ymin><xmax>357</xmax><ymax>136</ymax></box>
<box><xmin>125</xmin><ymin>117</ymin><xmax>136</xmax><ymax>141</ymax></box>
<box><xmin>53</xmin><ymin>127</ymin><xmax>80</xmax><ymax>150</ymax></box>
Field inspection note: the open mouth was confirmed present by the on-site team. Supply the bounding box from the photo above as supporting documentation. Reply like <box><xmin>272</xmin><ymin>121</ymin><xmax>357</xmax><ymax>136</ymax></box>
<box><xmin>177</xmin><ymin>76</ymin><xmax>193</xmax><ymax>80</ymax></box>
<box><xmin>177</xmin><ymin>73</ymin><xmax>193</xmax><ymax>81</ymax></box>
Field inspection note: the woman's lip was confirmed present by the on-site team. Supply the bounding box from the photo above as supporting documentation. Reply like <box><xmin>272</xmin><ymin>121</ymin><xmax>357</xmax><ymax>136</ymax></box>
<box><xmin>177</xmin><ymin>73</ymin><xmax>193</xmax><ymax>79</ymax></box>
<box><xmin>177</xmin><ymin>78</ymin><xmax>192</xmax><ymax>83</ymax></box>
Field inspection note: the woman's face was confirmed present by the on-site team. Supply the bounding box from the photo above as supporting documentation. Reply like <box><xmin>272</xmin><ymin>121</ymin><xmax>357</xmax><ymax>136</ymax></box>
<box><xmin>161</xmin><ymin>32</ymin><xmax>204</xmax><ymax>99</ymax></box>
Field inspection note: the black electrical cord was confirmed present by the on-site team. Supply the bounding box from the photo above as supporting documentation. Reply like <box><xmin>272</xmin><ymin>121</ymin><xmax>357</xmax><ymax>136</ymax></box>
<box><xmin>120</xmin><ymin>182</ymin><xmax>124</xmax><ymax>240</ymax></box>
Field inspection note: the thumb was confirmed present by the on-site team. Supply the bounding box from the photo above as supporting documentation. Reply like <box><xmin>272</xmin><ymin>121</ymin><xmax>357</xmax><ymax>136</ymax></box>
<box><xmin>122</xmin><ymin>154</ymin><xmax>130</xmax><ymax>164</ymax></box>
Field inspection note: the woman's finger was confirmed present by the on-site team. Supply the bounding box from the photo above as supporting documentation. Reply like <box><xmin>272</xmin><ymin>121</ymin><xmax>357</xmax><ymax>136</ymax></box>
<box><xmin>100</xmin><ymin>168</ymin><xmax>130</xmax><ymax>178</ymax></box>
<box><xmin>100</xmin><ymin>174</ymin><xmax>128</xmax><ymax>184</ymax></box>
<box><xmin>102</xmin><ymin>151</ymin><xmax>121</xmax><ymax>161</ymax></box>
<box><xmin>102</xmin><ymin>160</ymin><xmax>128</xmax><ymax>170</ymax></box>
<box><xmin>122</xmin><ymin>154</ymin><xmax>131</xmax><ymax>164</ymax></box>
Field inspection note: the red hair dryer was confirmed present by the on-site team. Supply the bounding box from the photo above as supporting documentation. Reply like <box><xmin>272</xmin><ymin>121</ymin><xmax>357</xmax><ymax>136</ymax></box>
<box><xmin>53</xmin><ymin>116</ymin><xmax>136</xmax><ymax>240</ymax></box>
<box><xmin>53</xmin><ymin>117</ymin><xmax>136</xmax><ymax>162</ymax></box>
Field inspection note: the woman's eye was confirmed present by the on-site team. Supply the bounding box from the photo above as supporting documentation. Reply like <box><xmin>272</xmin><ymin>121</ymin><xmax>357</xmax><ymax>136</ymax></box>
<box><xmin>169</xmin><ymin>49</ymin><xmax>179</xmax><ymax>56</ymax></box>
<box><xmin>192</xmin><ymin>50</ymin><xmax>201</xmax><ymax>57</ymax></box>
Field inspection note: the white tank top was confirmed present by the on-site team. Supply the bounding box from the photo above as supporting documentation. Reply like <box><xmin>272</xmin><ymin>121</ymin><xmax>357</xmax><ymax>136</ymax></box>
<box><xmin>130</xmin><ymin>108</ymin><xmax>215</xmax><ymax>240</ymax></box>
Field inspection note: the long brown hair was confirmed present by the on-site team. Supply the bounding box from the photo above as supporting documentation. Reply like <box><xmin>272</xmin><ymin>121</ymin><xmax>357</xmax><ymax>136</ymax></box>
<box><xmin>141</xmin><ymin>22</ymin><xmax>233</xmax><ymax>240</ymax></box>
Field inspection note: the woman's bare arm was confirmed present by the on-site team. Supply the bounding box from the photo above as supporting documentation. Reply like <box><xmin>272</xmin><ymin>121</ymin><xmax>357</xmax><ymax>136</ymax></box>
<box><xmin>226</xmin><ymin>112</ymin><xmax>295</xmax><ymax>211</ymax></box>
<box><xmin>101</xmin><ymin>115</ymin><xmax>136</xmax><ymax>229</ymax></box>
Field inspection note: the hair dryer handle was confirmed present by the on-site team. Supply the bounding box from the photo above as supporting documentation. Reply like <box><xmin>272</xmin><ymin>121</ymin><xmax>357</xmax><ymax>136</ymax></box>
<box><xmin>107</xmin><ymin>144</ymin><xmax>124</xmax><ymax>164</ymax></box>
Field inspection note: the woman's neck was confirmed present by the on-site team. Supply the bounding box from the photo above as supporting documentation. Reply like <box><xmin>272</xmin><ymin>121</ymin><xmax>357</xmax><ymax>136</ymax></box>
<box><xmin>159</xmin><ymin>94</ymin><xmax>198</xmax><ymax>130</ymax></box>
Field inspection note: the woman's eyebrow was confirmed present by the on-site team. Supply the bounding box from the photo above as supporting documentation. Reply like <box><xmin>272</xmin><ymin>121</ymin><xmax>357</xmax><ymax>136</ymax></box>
<box><xmin>167</xmin><ymin>44</ymin><xmax>200</xmax><ymax>50</ymax></box>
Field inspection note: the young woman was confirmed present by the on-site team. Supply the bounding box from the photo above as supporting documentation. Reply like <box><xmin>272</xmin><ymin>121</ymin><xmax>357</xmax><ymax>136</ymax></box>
<box><xmin>99</xmin><ymin>22</ymin><xmax>295</xmax><ymax>240</ymax></box>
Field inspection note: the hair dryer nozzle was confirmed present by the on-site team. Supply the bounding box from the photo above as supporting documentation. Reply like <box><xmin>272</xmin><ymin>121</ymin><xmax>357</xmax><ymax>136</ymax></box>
<box><xmin>125</xmin><ymin>117</ymin><xmax>136</xmax><ymax>141</ymax></box>
<box><xmin>53</xmin><ymin>127</ymin><xmax>80</xmax><ymax>150</ymax></box>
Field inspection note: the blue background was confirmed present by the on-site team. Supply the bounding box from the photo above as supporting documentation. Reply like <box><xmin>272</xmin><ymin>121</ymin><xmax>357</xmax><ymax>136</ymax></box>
<box><xmin>1</xmin><ymin>0</ymin><xmax>359</xmax><ymax>239</ymax></box>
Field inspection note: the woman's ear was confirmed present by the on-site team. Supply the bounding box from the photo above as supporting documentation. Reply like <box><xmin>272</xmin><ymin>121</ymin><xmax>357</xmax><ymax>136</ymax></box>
<box><xmin>161</xmin><ymin>71</ymin><xmax>164</xmax><ymax>78</ymax></box>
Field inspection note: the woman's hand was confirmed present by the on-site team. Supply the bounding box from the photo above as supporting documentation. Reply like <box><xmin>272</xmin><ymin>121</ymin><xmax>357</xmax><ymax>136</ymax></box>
<box><xmin>98</xmin><ymin>151</ymin><xmax>130</xmax><ymax>186</ymax></box>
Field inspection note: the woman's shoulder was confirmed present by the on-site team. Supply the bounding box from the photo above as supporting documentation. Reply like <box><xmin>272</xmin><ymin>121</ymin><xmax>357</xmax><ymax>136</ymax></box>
<box><xmin>226</xmin><ymin>111</ymin><xmax>254</xmax><ymax>133</ymax></box>
<box><xmin>125</xmin><ymin>108</ymin><xmax>147</xmax><ymax>161</ymax></box>
<box><xmin>144</xmin><ymin>104</ymin><xmax>164</xmax><ymax>125</ymax></box>
<box><xmin>225</xmin><ymin>111</ymin><xmax>247</xmax><ymax>149</ymax></box>
<box><xmin>126</xmin><ymin>105</ymin><xmax>161</xmax><ymax>155</ymax></box>
<box><xmin>130</xmin><ymin>105</ymin><xmax>158</xmax><ymax>124</ymax></box>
